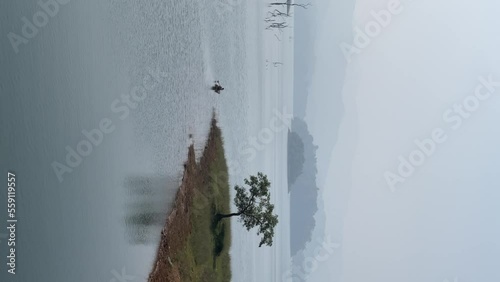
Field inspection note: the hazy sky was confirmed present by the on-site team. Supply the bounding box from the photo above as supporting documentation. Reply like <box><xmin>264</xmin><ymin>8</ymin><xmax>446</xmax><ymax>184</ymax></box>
<box><xmin>306</xmin><ymin>0</ymin><xmax>500</xmax><ymax>281</ymax></box>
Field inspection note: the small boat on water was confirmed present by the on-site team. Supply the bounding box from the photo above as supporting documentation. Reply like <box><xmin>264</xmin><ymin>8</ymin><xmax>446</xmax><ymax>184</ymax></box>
<box><xmin>211</xmin><ymin>81</ymin><xmax>224</xmax><ymax>94</ymax></box>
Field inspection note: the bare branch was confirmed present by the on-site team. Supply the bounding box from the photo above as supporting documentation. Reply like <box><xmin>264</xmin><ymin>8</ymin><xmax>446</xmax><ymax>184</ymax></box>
<box><xmin>266</xmin><ymin>22</ymin><xmax>288</xmax><ymax>29</ymax></box>
<box><xmin>268</xmin><ymin>2</ymin><xmax>311</xmax><ymax>9</ymax></box>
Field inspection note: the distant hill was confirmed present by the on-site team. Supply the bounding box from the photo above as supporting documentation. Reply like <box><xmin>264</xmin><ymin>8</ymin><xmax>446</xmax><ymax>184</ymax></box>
<box><xmin>287</xmin><ymin>131</ymin><xmax>305</xmax><ymax>186</ymax></box>
<box><xmin>288</xmin><ymin>118</ymin><xmax>319</xmax><ymax>256</ymax></box>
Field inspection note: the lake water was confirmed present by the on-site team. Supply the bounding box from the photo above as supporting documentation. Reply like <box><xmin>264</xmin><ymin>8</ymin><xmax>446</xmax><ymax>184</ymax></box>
<box><xmin>0</xmin><ymin>0</ymin><xmax>292</xmax><ymax>281</ymax></box>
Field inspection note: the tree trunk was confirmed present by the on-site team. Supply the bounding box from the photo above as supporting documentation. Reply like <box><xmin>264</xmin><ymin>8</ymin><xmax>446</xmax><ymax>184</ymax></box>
<box><xmin>215</xmin><ymin>212</ymin><xmax>241</xmax><ymax>222</ymax></box>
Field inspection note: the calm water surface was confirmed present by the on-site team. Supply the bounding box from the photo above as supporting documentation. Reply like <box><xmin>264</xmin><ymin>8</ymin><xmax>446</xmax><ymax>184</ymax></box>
<box><xmin>0</xmin><ymin>0</ymin><xmax>290</xmax><ymax>281</ymax></box>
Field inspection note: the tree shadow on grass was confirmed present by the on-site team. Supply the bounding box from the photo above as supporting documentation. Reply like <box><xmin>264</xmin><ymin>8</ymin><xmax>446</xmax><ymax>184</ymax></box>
<box><xmin>210</xmin><ymin>203</ymin><xmax>228</xmax><ymax>269</ymax></box>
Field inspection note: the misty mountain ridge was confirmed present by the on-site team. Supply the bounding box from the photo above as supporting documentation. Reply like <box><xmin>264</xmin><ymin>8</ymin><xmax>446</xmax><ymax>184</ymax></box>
<box><xmin>288</xmin><ymin>118</ymin><xmax>321</xmax><ymax>257</ymax></box>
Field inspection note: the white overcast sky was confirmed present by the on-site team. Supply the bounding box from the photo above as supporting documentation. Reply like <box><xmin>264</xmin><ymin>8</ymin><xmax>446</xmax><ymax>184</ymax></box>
<box><xmin>306</xmin><ymin>0</ymin><xmax>500</xmax><ymax>281</ymax></box>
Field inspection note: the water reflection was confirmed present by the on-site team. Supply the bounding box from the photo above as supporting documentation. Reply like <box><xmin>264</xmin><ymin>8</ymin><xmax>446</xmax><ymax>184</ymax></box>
<box><xmin>124</xmin><ymin>174</ymin><xmax>181</xmax><ymax>245</ymax></box>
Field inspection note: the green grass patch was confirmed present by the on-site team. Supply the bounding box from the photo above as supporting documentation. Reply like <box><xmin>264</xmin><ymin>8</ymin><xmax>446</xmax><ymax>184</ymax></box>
<box><xmin>174</xmin><ymin>128</ymin><xmax>232</xmax><ymax>282</ymax></box>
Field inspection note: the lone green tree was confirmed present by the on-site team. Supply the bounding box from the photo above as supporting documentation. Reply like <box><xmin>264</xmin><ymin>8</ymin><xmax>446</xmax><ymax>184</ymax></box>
<box><xmin>216</xmin><ymin>172</ymin><xmax>279</xmax><ymax>247</ymax></box>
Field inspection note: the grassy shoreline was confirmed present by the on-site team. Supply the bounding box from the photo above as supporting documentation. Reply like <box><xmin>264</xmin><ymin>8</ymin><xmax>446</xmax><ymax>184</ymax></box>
<box><xmin>148</xmin><ymin>117</ymin><xmax>232</xmax><ymax>282</ymax></box>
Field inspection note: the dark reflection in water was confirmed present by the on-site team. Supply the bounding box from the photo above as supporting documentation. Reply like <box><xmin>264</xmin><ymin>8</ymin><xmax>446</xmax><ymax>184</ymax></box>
<box><xmin>124</xmin><ymin>174</ymin><xmax>181</xmax><ymax>245</ymax></box>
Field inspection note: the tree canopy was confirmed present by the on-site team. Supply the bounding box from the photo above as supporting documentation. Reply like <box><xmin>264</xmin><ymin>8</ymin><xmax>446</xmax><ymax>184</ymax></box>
<box><xmin>217</xmin><ymin>172</ymin><xmax>279</xmax><ymax>247</ymax></box>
